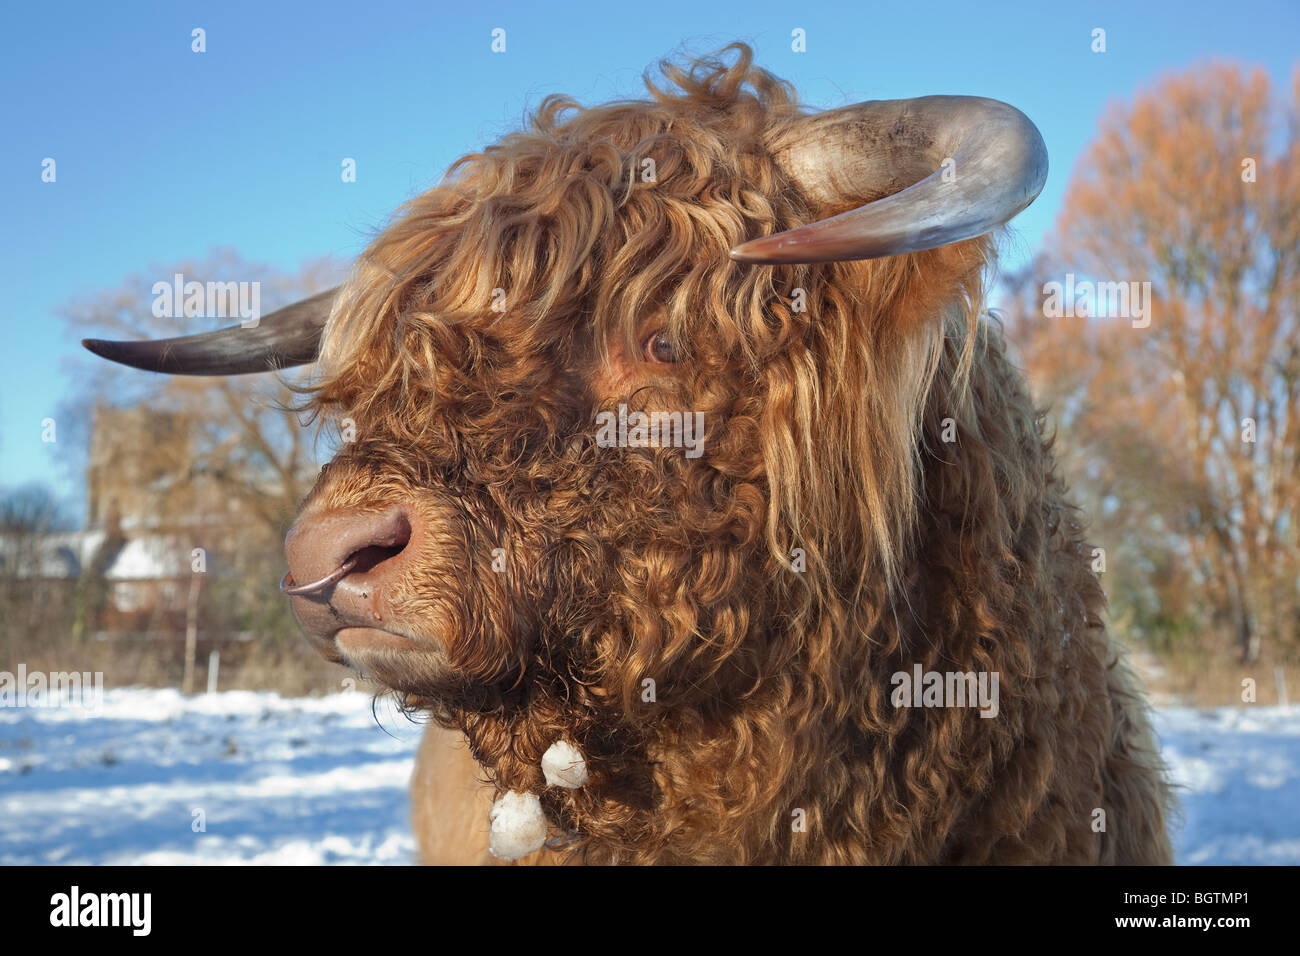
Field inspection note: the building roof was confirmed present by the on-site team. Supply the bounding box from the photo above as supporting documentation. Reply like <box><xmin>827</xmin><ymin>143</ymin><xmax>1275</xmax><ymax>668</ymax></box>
<box><xmin>0</xmin><ymin>530</ymin><xmax>193</xmax><ymax>581</ymax></box>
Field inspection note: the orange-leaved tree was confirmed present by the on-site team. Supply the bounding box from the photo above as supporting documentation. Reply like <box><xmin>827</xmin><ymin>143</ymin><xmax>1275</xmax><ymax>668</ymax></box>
<box><xmin>1005</xmin><ymin>63</ymin><xmax>1300</xmax><ymax>663</ymax></box>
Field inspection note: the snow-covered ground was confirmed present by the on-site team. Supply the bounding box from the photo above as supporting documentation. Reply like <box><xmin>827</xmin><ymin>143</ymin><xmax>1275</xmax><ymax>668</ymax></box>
<box><xmin>1</xmin><ymin>688</ymin><xmax>1296</xmax><ymax>864</ymax></box>
<box><xmin>0</xmin><ymin>689</ymin><xmax>420</xmax><ymax>865</ymax></box>
<box><xmin>1155</xmin><ymin>706</ymin><xmax>1300</xmax><ymax>864</ymax></box>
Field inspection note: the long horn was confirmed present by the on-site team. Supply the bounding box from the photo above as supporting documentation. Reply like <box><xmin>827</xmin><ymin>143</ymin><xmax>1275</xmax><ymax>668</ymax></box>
<box><xmin>729</xmin><ymin>96</ymin><xmax>1047</xmax><ymax>264</ymax></box>
<box><xmin>81</xmin><ymin>287</ymin><xmax>337</xmax><ymax>375</ymax></box>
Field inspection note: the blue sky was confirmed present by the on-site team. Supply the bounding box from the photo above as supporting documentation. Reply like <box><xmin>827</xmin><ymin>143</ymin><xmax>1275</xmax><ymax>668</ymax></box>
<box><xmin>2</xmin><ymin>0</ymin><xmax>1297</xmax><ymax>513</ymax></box>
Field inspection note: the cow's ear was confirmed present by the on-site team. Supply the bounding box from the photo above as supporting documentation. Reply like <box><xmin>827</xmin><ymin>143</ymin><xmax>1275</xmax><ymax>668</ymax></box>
<box><xmin>82</xmin><ymin>287</ymin><xmax>337</xmax><ymax>376</ymax></box>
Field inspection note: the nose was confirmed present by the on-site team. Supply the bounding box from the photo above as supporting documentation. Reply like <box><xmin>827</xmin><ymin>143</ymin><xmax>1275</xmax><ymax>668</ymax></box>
<box><xmin>283</xmin><ymin>504</ymin><xmax>414</xmax><ymax>634</ymax></box>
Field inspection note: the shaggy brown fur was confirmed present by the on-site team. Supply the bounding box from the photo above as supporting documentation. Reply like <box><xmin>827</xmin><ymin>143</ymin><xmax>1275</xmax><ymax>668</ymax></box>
<box><xmin>296</xmin><ymin>44</ymin><xmax>1173</xmax><ymax>863</ymax></box>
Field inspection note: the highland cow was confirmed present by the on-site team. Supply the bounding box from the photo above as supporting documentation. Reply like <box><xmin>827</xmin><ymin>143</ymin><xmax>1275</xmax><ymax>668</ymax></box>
<box><xmin>85</xmin><ymin>44</ymin><xmax>1174</xmax><ymax>864</ymax></box>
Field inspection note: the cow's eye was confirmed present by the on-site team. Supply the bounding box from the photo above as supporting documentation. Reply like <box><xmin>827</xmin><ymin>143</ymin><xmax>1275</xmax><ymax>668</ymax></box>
<box><xmin>643</xmin><ymin>331</ymin><xmax>680</xmax><ymax>364</ymax></box>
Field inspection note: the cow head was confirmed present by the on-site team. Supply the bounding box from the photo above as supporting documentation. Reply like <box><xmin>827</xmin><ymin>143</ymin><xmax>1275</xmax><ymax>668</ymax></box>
<box><xmin>84</xmin><ymin>45</ymin><xmax>1045</xmax><ymax>814</ymax></box>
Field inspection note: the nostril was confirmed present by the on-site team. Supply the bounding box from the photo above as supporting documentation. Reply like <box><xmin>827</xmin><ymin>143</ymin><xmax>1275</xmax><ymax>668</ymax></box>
<box><xmin>345</xmin><ymin>514</ymin><xmax>411</xmax><ymax>575</ymax></box>
<box><xmin>283</xmin><ymin>506</ymin><xmax>413</xmax><ymax>595</ymax></box>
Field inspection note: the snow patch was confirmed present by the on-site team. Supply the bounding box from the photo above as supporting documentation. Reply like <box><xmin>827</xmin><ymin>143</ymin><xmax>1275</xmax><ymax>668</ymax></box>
<box><xmin>1</xmin><ymin>690</ymin><xmax>1296</xmax><ymax>865</ymax></box>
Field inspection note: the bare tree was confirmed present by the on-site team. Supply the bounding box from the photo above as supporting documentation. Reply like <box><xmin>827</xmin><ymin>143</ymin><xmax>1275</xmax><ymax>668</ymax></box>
<box><xmin>0</xmin><ymin>484</ymin><xmax>77</xmax><ymax>661</ymax></box>
<box><xmin>62</xmin><ymin>251</ymin><xmax>345</xmax><ymax>652</ymax></box>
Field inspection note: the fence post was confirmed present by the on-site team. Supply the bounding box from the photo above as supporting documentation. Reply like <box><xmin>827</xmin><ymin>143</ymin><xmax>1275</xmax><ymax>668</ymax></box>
<box><xmin>182</xmin><ymin>570</ymin><xmax>201</xmax><ymax>695</ymax></box>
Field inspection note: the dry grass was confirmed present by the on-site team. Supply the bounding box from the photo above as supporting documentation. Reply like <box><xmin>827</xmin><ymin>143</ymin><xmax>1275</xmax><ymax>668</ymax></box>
<box><xmin>1132</xmin><ymin>644</ymin><xmax>1299</xmax><ymax>709</ymax></box>
<box><xmin>1</xmin><ymin>570</ymin><xmax>391</xmax><ymax>697</ymax></box>
<box><xmin>2</xmin><ymin>586</ymin><xmax>381</xmax><ymax>698</ymax></box>
<box><xmin>11</xmin><ymin>636</ymin><xmax>366</xmax><ymax>697</ymax></box>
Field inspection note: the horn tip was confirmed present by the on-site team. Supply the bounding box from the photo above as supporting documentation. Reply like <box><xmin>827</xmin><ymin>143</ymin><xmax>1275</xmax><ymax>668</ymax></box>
<box><xmin>729</xmin><ymin>238</ymin><xmax>791</xmax><ymax>265</ymax></box>
<box><xmin>81</xmin><ymin>338</ymin><xmax>128</xmax><ymax>363</ymax></box>
<box><xmin>731</xmin><ymin>235</ymin><xmax>858</xmax><ymax>266</ymax></box>
<box><xmin>81</xmin><ymin>337</ymin><xmax>172</xmax><ymax>374</ymax></box>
